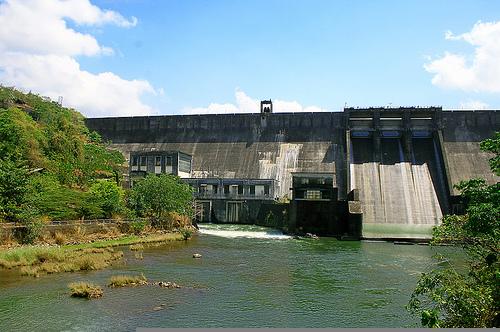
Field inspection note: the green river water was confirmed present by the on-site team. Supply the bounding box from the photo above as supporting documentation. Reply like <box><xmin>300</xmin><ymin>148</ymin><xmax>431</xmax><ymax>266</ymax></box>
<box><xmin>0</xmin><ymin>224</ymin><xmax>450</xmax><ymax>330</ymax></box>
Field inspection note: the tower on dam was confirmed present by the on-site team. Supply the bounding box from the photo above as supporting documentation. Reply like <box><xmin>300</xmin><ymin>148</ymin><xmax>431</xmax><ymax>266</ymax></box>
<box><xmin>85</xmin><ymin>106</ymin><xmax>499</xmax><ymax>239</ymax></box>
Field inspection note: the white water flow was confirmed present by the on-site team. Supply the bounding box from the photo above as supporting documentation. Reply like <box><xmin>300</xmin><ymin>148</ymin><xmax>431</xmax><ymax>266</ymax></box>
<box><xmin>198</xmin><ymin>224</ymin><xmax>292</xmax><ymax>239</ymax></box>
<box><xmin>350</xmin><ymin>137</ymin><xmax>443</xmax><ymax>237</ymax></box>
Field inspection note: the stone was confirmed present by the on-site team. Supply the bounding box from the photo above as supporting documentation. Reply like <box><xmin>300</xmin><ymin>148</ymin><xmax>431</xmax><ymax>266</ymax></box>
<box><xmin>158</xmin><ymin>281</ymin><xmax>181</xmax><ymax>288</ymax></box>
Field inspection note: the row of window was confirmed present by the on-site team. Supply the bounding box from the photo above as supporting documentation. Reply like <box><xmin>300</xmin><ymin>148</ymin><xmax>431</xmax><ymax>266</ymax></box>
<box><xmin>196</xmin><ymin>184</ymin><xmax>270</xmax><ymax>196</ymax></box>
<box><xmin>130</xmin><ymin>155</ymin><xmax>191</xmax><ymax>173</ymax></box>
<box><xmin>131</xmin><ymin>155</ymin><xmax>173</xmax><ymax>167</ymax></box>
<box><xmin>293</xmin><ymin>177</ymin><xmax>334</xmax><ymax>186</ymax></box>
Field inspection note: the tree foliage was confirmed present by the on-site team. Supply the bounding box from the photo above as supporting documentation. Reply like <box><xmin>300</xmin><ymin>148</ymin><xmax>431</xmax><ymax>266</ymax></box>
<box><xmin>129</xmin><ymin>174</ymin><xmax>194</xmax><ymax>224</ymax></box>
<box><xmin>0</xmin><ymin>159</ymin><xmax>29</xmax><ymax>221</ymax></box>
<box><xmin>0</xmin><ymin>86</ymin><xmax>126</xmax><ymax>222</ymax></box>
<box><xmin>86</xmin><ymin>180</ymin><xmax>124</xmax><ymax>218</ymax></box>
<box><xmin>408</xmin><ymin>132</ymin><xmax>500</xmax><ymax>328</ymax></box>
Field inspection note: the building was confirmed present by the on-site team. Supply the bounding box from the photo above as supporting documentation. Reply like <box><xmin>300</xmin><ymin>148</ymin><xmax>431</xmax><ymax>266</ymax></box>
<box><xmin>129</xmin><ymin>150</ymin><xmax>192</xmax><ymax>183</ymax></box>
<box><xmin>184</xmin><ymin>178</ymin><xmax>276</xmax><ymax>223</ymax></box>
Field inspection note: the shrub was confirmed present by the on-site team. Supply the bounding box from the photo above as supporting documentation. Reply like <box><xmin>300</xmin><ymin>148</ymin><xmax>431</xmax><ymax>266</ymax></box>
<box><xmin>181</xmin><ymin>229</ymin><xmax>192</xmax><ymax>240</ymax></box>
<box><xmin>14</xmin><ymin>206</ymin><xmax>43</xmax><ymax>244</ymax></box>
<box><xmin>108</xmin><ymin>274</ymin><xmax>147</xmax><ymax>287</ymax></box>
<box><xmin>69</xmin><ymin>282</ymin><xmax>103</xmax><ymax>299</ymax></box>
<box><xmin>129</xmin><ymin>221</ymin><xmax>146</xmax><ymax>235</ymax></box>
<box><xmin>53</xmin><ymin>231</ymin><xmax>66</xmax><ymax>245</ymax></box>
<box><xmin>86</xmin><ymin>180</ymin><xmax>124</xmax><ymax>219</ymax></box>
<box><xmin>128</xmin><ymin>174</ymin><xmax>194</xmax><ymax>225</ymax></box>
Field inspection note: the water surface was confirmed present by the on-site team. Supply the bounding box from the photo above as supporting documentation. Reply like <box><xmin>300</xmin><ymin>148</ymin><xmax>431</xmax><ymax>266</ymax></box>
<box><xmin>0</xmin><ymin>224</ymin><xmax>445</xmax><ymax>330</ymax></box>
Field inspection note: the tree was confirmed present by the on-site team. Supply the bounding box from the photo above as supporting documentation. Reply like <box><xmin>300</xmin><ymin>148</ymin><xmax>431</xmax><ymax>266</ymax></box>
<box><xmin>408</xmin><ymin>132</ymin><xmax>500</xmax><ymax>328</ymax></box>
<box><xmin>0</xmin><ymin>159</ymin><xmax>29</xmax><ymax>221</ymax></box>
<box><xmin>86</xmin><ymin>180</ymin><xmax>124</xmax><ymax>218</ymax></box>
<box><xmin>128</xmin><ymin>174</ymin><xmax>194</xmax><ymax>224</ymax></box>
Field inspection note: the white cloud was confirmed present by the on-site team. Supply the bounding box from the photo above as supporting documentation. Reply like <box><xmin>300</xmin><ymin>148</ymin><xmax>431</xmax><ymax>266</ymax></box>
<box><xmin>0</xmin><ymin>0</ymin><xmax>154</xmax><ymax>117</ymax></box>
<box><xmin>183</xmin><ymin>89</ymin><xmax>330</xmax><ymax>114</ymax></box>
<box><xmin>425</xmin><ymin>21</ymin><xmax>500</xmax><ymax>93</ymax></box>
<box><xmin>459</xmin><ymin>99</ymin><xmax>489</xmax><ymax>110</ymax></box>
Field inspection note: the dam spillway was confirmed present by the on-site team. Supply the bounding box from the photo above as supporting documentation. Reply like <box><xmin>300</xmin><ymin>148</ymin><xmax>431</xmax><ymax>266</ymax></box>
<box><xmin>85</xmin><ymin>107</ymin><xmax>499</xmax><ymax>238</ymax></box>
<box><xmin>349</xmin><ymin>136</ymin><xmax>447</xmax><ymax>237</ymax></box>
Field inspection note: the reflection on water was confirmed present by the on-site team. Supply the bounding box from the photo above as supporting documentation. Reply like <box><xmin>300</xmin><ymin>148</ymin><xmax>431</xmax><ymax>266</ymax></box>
<box><xmin>0</xmin><ymin>224</ymin><xmax>451</xmax><ymax>329</ymax></box>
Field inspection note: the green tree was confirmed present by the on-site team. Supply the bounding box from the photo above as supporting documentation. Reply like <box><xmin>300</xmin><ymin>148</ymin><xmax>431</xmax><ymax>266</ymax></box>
<box><xmin>25</xmin><ymin>174</ymin><xmax>86</xmax><ymax>221</ymax></box>
<box><xmin>86</xmin><ymin>180</ymin><xmax>124</xmax><ymax>218</ymax></box>
<box><xmin>480</xmin><ymin>131</ymin><xmax>500</xmax><ymax>176</ymax></box>
<box><xmin>0</xmin><ymin>159</ymin><xmax>29</xmax><ymax>221</ymax></box>
<box><xmin>408</xmin><ymin>132</ymin><xmax>500</xmax><ymax>328</ymax></box>
<box><xmin>129</xmin><ymin>174</ymin><xmax>194</xmax><ymax>222</ymax></box>
<box><xmin>0</xmin><ymin>87</ymin><xmax>127</xmax><ymax>222</ymax></box>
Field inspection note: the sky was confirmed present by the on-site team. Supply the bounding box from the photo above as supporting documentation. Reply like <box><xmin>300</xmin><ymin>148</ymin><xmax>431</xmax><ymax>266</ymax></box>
<box><xmin>0</xmin><ymin>0</ymin><xmax>499</xmax><ymax>117</ymax></box>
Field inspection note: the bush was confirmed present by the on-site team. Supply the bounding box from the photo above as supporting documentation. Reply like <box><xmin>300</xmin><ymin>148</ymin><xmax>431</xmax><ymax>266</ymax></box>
<box><xmin>181</xmin><ymin>229</ymin><xmax>192</xmax><ymax>240</ymax></box>
<box><xmin>0</xmin><ymin>159</ymin><xmax>29</xmax><ymax>221</ymax></box>
<box><xmin>54</xmin><ymin>231</ymin><xmax>66</xmax><ymax>245</ymax></box>
<box><xmin>128</xmin><ymin>174</ymin><xmax>194</xmax><ymax>228</ymax></box>
<box><xmin>26</xmin><ymin>174</ymin><xmax>86</xmax><ymax>220</ymax></box>
<box><xmin>86</xmin><ymin>180</ymin><xmax>124</xmax><ymax>219</ymax></box>
<box><xmin>129</xmin><ymin>221</ymin><xmax>146</xmax><ymax>235</ymax></box>
<box><xmin>69</xmin><ymin>282</ymin><xmax>103</xmax><ymax>299</ymax></box>
<box><xmin>15</xmin><ymin>206</ymin><xmax>43</xmax><ymax>244</ymax></box>
<box><xmin>108</xmin><ymin>274</ymin><xmax>147</xmax><ymax>287</ymax></box>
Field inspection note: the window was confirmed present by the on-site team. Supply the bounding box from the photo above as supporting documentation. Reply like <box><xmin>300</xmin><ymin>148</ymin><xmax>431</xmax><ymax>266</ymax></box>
<box><xmin>212</xmin><ymin>185</ymin><xmax>218</xmax><ymax>194</ymax></box>
<box><xmin>230</xmin><ymin>185</ymin><xmax>238</xmax><ymax>195</ymax></box>
<box><xmin>250</xmin><ymin>185</ymin><xmax>255</xmax><ymax>195</ymax></box>
<box><xmin>155</xmin><ymin>156</ymin><xmax>161</xmax><ymax>167</ymax></box>
<box><xmin>166</xmin><ymin>156</ymin><xmax>172</xmax><ymax>166</ymax></box>
<box><xmin>264</xmin><ymin>185</ymin><xmax>269</xmax><ymax>195</ymax></box>
<box><xmin>140</xmin><ymin>156</ymin><xmax>147</xmax><ymax>167</ymax></box>
<box><xmin>132</xmin><ymin>156</ymin><xmax>138</xmax><ymax>166</ymax></box>
<box><xmin>199</xmin><ymin>184</ymin><xmax>207</xmax><ymax>194</ymax></box>
<box><xmin>238</xmin><ymin>185</ymin><xmax>243</xmax><ymax>195</ymax></box>
<box><xmin>306</xmin><ymin>190</ymin><xmax>321</xmax><ymax>199</ymax></box>
<box><xmin>224</xmin><ymin>185</ymin><xmax>229</xmax><ymax>194</ymax></box>
<box><xmin>179</xmin><ymin>156</ymin><xmax>191</xmax><ymax>173</ymax></box>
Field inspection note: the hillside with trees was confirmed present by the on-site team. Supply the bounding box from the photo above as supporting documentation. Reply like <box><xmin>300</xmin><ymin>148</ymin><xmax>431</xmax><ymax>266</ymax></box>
<box><xmin>0</xmin><ymin>87</ymin><xmax>193</xmax><ymax>233</ymax></box>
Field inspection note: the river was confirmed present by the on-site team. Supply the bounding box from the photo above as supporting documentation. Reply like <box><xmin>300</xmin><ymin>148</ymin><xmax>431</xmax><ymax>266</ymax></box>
<box><xmin>0</xmin><ymin>224</ymin><xmax>447</xmax><ymax>330</ymax></box>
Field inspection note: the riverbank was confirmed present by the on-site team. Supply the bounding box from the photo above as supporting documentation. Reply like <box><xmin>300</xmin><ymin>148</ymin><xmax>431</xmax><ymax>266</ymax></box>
<box><xmin>0</xmin><ymin>230</ymin><xmax>191</xmax><ymax>277</ymax></box>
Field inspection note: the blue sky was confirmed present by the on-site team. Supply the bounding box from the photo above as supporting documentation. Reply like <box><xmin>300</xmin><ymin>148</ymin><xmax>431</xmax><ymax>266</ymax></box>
<box><xmin>1</xmin><ymin>0</ymin><xmax>499</xmax><ymax>116</ymax></box>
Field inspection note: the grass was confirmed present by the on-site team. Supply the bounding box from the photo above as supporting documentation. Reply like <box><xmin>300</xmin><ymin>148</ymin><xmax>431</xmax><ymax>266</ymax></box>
<box><xmin>16</xmin><ymin>248</ymin><xmax>123</xmax><ymax>277</ymax></box>
<box><xmin>0</xmin><ymin>232</ymin><xmax>186</xmax><ymax>276</ymax></box>
<box><xmin>68</xmin><ymin>232</ymin><xmax>184</xmax><ymax>250</ymax></box>
<box><xmin>69</xmin><ymin>282</ymin><xmax>103</xmax><ymax>299</ymax></box>
<box><xmin>129</xmin><ymin>243</ymin><xmax>144</xmax><ymax>251</ymax></box>
<box><xmin>108</xmin><ymin>273</ymin><xmax>147</xmax><ymax>287</ymax></box>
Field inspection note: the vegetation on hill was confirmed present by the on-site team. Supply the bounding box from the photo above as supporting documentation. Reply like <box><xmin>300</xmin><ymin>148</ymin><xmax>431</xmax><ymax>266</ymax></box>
<box><xmin>408</xmin><ymin>132</ymin><xmax>499</xmax><ymax>328</ymax></box>
<box><xmin>0</xmin><ymin>86</ymin><xmax>125</xmax><ymax>225</ymax></box>
<box><xmin>0</xmin><ymin>87</ymin><xmax>194</xmax><ymax>245</ymax></box>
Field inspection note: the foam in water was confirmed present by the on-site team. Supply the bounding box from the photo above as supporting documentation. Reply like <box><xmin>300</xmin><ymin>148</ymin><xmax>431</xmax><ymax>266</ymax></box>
<box><xmin>198</xmin><ymin>224</ymin><xmax>291</xmax><ymax>239</ymax></box>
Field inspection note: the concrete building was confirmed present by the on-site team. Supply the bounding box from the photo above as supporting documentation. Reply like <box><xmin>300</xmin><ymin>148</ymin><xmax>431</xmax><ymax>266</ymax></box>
<box><xmin>129</xmin><ymin>150</ymin><xmax>192</xmax><ymax>183</ymax></box>
<box><xmin>184</xmin><ymin>178</ymin><xmax>276</xmax><ymax>223</ymax></box>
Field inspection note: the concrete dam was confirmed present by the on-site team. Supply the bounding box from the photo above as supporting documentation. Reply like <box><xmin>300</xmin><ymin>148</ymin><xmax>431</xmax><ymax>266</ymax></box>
<box><xmin>86</xmin><ymin>107</ymin><xmax>499</xmax><ymax>239</ymax></box>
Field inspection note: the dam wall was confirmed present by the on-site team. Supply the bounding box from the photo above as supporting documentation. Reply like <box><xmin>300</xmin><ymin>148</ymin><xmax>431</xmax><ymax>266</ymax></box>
<box><xmin>86</xmin><ymin>113</ymin><xmax>347</xmax><ymax>199</ymax></box>
<box><xmin>86</xmin><ymin>108</ymin><xmax>499</xmax><ymax>238</ymax></box>
<box><xmin>440</xmin><ymin>111</ymin><xmax>499</xmax><ymax>195</ymax></box>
